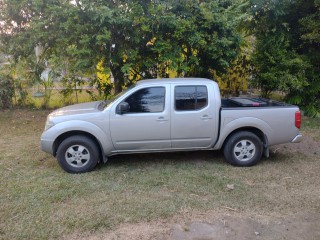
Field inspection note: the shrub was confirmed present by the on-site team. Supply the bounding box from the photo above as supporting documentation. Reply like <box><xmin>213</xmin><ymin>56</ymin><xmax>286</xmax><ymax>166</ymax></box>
<box><xmin>0</xmin><ymin>73</ymin><xmax>14</xmax><ymax>109</ymax></box>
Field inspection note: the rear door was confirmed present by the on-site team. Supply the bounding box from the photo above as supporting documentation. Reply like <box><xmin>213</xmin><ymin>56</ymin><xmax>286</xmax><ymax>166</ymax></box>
<box><xmin>171</xmin><ymin>84</ymin><xmax>216</xmax><ymax>148</ymax></box>
<box><xmin>109</xmin><ymin>84</ymin><xmax>171</xmax><ymax>151</ymax></box>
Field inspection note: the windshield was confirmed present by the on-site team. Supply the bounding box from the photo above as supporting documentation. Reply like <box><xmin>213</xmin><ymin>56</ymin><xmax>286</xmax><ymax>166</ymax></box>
<box><xmin>104</xmin><ymin>84</ymin><xmax>136</xmax><ymax>108</ymax></box>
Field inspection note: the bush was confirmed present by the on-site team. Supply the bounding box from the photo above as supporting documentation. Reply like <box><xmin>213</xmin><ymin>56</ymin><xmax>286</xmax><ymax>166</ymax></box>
<box><xmin>0</xmin><ymin>73</ymin><xmax>14</xmax><ymax>109</ymax></box>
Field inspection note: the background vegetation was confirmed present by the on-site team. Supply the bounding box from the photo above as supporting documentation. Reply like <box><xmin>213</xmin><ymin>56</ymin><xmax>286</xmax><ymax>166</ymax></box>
<box><xmin>0</xmin><ymin>0</ymin><xmax>319</xmax><ymax>116</ymax></box>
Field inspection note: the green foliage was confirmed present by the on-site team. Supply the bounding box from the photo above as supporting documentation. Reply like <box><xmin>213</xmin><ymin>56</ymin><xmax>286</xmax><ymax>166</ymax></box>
<box><xmin>0</xmin><ymin>73</ymin><xmax>13</xmax><ymax>108</ymax></box>
<box><xmin>249</xmin><ymin>0</ymin><xmax>320</xmax><ymax>116</ymax></box>
<box><xmin>0</xmin><ymin>0</ymin><xmax>244</xmax><ymax>97</ymax></box>
<box><xmin>252</xmin><ymin>32</ymin><xmax>309</xmax><ymax>97</ymax></box>
<box><xmin>299</xmin><ymin>0</ymin><xmax>320</xmax><ymax>44</ymax></box>
<box><xmin>1</xmin><ymin>0</ymin><xmax>319</xmax><ymax>115</ymax></box>
<box><xmin>60</xmin><ymin>74</ymin><xmax>85</xmax><ymax>105</ymax></box>
<box><xmin>212</xmin><ymin>41</ymin><xmax>251</xmax><ymax>96</ymax></box>
<box><xmin>144</xmin><ymin>0</ymin><xmax>243</xmax><ymax>78</ymax></box>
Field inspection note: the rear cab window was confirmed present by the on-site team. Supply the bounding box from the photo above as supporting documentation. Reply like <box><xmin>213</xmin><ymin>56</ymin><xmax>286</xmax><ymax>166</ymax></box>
<box><xmin>175</xmin><ymin>85</ymin><xmax>208</xmax><ymax>111</ymax></box>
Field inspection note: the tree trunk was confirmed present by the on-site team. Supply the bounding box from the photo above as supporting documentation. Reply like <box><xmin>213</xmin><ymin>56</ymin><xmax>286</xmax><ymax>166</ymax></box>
<box><xmin>111</xmin><ymin>65</ymin><xmax>124</xmax><ymax>94</ymax></box>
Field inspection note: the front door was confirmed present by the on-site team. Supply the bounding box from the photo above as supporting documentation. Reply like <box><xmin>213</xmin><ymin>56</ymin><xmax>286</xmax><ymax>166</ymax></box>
<box><xmin>110</xmin><ymin>85</ymin><xmax>171</xmax><ymax>151</ymax></box>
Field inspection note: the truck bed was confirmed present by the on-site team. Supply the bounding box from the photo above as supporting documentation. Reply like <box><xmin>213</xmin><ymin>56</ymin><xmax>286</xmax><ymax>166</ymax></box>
<box><xmin>221</xmin><ymin>97</ymin><xmax>289</xmax><ymax>108</ymax></box>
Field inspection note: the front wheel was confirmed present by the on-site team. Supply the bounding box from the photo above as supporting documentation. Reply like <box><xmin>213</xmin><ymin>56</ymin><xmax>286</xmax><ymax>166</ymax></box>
<box><xmin>223</xmin><ymin>131</ymin><xmax>263</xmax><ymax>167</ymax></box>
<box><xmin>56</xmin><ymin>135</ymin><xmax>99</xmax><ymax>173</ymax></box>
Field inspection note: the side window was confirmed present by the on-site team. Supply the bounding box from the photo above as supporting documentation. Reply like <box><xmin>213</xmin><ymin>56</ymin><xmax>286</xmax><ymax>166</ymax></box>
<box><xmin>124</xmin><ymin>87</ymin><xmax>165</xmax><ymax>113</ymax></box>
<box><xmin>175</xmin><ymin>86</ymin><xmax>208</xmax><ymax>111</ymax></box>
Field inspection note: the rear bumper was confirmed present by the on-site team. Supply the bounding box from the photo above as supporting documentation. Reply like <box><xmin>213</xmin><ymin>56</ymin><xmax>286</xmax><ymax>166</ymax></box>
<box><xmin>291</xmin><ymin>134</ymin><xmax>303</xmax><ymax>143</ymax></box>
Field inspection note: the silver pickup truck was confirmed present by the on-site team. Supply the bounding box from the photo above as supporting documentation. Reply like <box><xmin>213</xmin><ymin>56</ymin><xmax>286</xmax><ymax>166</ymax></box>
<box><xmin>41</xmin><ymin>78</ymin><xmax>302</xmax><ymax>173</ymax></box>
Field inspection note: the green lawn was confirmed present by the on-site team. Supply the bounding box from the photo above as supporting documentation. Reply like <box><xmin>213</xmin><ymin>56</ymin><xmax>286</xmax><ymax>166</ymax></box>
<box><xmin>0</xmin><ymin>109</ymin><xmax>319</xmax><ymax>239</ymax></box>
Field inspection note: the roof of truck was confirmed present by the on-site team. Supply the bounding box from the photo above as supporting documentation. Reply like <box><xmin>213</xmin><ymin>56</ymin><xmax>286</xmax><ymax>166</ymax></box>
<box><xmin>136</xmin><ymin>78</ymin><xmax>215</xmax><ymax>85</ymax></box>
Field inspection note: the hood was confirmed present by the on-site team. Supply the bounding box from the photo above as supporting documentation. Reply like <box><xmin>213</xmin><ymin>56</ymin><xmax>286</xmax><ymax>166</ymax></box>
<box><xmin>50</xmin><ymin>101</ymin><xmax>102</xmax><ymax>117</ymax></box>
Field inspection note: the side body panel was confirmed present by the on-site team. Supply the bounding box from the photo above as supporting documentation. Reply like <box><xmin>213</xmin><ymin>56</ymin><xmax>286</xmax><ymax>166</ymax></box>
<box><xmin>214</xmin><ymin>107</ymin><xmax>301</xmax><ymax>150</ymax></box>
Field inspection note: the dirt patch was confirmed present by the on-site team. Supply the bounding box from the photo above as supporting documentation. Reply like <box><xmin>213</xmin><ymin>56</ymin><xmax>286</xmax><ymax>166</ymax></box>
<box><xmin>169</xmin><ymin>212</ymin><xmax>320</xmax><ymax>240</ymax></box>
<box><xmin>271</xmin><ymin>133</ymin><xmax>320</xmax><ymax>157</ymax></box>
<box><xmin>62</xmin><ymin>222</ymin><xmax>169</xmax><ymax>240</ymax></box>
<box><xmin>62</xmin><ymin>211</ymin><xmax>320</xmax><ymax>240</ymax></box>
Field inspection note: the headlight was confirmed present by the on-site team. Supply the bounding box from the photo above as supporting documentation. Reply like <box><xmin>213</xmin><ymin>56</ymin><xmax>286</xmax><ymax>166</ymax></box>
<box><xmin>44</xmin><ymin>119</ymin><xmax>55</xmax><ymax>131</ymax></box>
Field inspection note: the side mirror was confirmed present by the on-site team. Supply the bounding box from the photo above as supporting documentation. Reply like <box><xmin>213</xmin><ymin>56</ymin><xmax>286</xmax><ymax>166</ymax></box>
<box><xmin>117</xmin><ymin>102</ymin><xmax>130</xmax><ymax>114</ymax></box>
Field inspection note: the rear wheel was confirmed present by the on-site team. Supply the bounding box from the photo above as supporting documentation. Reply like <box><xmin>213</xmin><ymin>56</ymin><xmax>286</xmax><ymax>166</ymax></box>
<box><xmin>56</xmin><ymin>135</ymin><xmax>99</xmax><ymax>173</ymax></box>
<box><xmin>223</xmin><ymin>131</ymin><xmax>263</xmax><ymax>166</ymax></box>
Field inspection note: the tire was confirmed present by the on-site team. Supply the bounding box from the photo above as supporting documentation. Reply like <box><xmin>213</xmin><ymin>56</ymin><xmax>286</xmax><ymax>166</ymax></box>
<box><xmin>56</xmin><ymin>135</ymin><xmax>99</xmax><ymax>173</ymax></box>
<box><xmin>223</xmin><ymin>131</ymin><xmax>263</xmax><ymax>167</ymax></box>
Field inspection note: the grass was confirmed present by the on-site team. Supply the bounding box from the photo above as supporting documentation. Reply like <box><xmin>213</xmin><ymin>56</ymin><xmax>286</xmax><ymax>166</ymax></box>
<box><xmin>32</xmin><ymin>90</ymin><xmax>94</xmax><ymax>109</ymax></box>
<box><xmin>0</xmin><ymin>109</ymin><xmax>319</xmax><ymax>239</ymax></box>
<box><xmin>15</xmin><ymin>84</ymin><xmax>101</xmax><ymax>109</ymax></box>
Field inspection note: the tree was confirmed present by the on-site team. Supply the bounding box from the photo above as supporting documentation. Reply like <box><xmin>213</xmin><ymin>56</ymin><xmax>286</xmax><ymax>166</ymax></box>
<box><xmin>248</xmin><ymin>0</ymin><xmax>320</xmax><ymax>116</ymax></box>
<box><xmin>0</xmin><ymin>0</ymin><xmax>245</xmax><ymax>99</ymax></box>
<box><xmin>141</xmin><ymin>0</ymin><xmax>244</xmax><ymax>78</ymax></box>
<box><xmin>212</xmin><ymin>48</ymin><xmax>251</xmax><ymax>96</ymax></box>
<box><xmin>0</xmin><ymin>73</ymin><xmax>13</xmax><ymax>108</ymax></box>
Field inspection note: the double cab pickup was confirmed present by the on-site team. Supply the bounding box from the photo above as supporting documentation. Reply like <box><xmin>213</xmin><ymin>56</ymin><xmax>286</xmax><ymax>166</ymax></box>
<box><xmin>41</xmin><ymin>78</ymin><xmax>302</xmax><ymax>173</ymax></box>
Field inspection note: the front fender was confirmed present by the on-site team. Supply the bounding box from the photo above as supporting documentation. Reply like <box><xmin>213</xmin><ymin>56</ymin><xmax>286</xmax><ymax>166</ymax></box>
<box><xmin>41</xmin><ymin>120</ymin><xmax>113</xmax><ymax>156</ymax></box>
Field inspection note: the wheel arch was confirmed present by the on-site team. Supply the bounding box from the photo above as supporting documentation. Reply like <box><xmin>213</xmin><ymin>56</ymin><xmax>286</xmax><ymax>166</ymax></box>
<box><xmin>222</xmin><ymin>127</ymin><xmax>267</xmax><ymax>150</ymax></box>
<box><xmin>53</xmin><ymin>131</ymin><xmax>106</xmax><ymax>163</ymax></box>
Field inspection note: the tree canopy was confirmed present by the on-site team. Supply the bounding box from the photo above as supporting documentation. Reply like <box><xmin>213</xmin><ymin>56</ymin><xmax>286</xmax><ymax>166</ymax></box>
<box><xmin>0</xmin><ymin>0</ymin><xmax>243</xmax><ymax>91</ymax></box>
<box><xmin>249</xmin><ymin>0</ymin><xmax>320</xmax><ymax>116</ymax></box>
<box><xmin>0</xmin><ymin>0</ymin><xmax>319</xmax><ymax>116</ymax></box>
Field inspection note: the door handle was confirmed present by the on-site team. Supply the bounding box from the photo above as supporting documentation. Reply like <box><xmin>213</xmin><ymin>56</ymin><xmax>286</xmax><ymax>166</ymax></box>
<box><xmin>201</xmin><ymin>115</ymin><xmax>212</xmax><ymax>120</ymax></box>
<box><xmin>156</xmin><ymin>117</ymin><xmax>168</xmax><ymax>122</ymax></box>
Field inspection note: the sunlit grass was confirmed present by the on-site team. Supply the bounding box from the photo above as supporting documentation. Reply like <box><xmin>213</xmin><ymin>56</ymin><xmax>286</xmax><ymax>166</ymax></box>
<box><xmin>13</xmin><ymin>83</ymin><xmax>103</xmax><ymax>109</ymax></box>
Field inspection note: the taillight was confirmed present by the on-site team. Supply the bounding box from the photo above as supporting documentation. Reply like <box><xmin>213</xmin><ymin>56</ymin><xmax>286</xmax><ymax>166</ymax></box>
<box><xmin>295</xmin><ymin>111</ymin><xmax>301</xmax><ymax>129</ymax></box>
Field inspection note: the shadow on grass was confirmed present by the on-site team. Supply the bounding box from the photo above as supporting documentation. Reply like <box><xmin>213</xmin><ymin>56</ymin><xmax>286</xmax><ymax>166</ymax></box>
<box><xmin>96</xmin><ymin>148</ymin><xmax>305</xmax><ymax>172</ymax></box>
<box><xmin>38</xmin><ymin>148</ymin><xmax>305</xmax><ymax>174</ymax></box>
<box><xmin>98</xmin><ymin>150</ymin><xmax>225</xmax><ymax>170</ymax></box>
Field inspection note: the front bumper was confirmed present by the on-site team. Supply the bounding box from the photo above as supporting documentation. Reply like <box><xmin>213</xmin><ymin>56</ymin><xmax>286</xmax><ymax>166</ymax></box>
<box><xmin>40</xmin><ymin>138</ymin><xmax>55</xmax><ymax>155</ymax></box>
<box><xmin>291</xmin><ymin>134</ymin><xmax>303</xmax><ymax>143</ymax></box>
